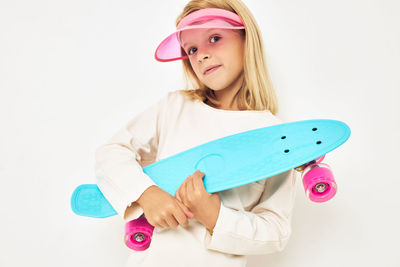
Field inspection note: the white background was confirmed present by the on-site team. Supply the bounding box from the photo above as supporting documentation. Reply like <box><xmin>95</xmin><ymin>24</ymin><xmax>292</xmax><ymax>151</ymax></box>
<box><xmin>1</xmin><ymin>0</ymin><xmax>399</xmax><ymax>266</ymax></box>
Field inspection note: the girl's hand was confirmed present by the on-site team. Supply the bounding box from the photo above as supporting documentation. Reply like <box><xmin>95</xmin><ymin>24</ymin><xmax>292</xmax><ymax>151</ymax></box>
<box><xmin>136</xmin><ymin>185</ymin><xmax>194</xmax><ymax>229</ymax></box>
<box><xmin>175</xmin><ymin>170</ymin><xmax>221</xmax><ymax>230</ymax></box>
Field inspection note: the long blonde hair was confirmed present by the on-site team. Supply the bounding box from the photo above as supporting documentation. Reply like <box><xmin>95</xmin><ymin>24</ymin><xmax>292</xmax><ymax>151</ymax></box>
<box><xmin>176</xmin><ymin>0</ymin><xmax>278</xmax><ymax>114</ymax></box>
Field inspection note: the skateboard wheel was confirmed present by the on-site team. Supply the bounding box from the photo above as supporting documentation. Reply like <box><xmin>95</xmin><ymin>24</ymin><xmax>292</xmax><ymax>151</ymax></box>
<box><xmin>302</xmin><ymin>163</ymin><xmax>336</xmax><ymax>202</ymax></box>
<box><xmin>124</xmin><ymin>214</ymin><xmax>155</xmax><ymax>251</ymax></box>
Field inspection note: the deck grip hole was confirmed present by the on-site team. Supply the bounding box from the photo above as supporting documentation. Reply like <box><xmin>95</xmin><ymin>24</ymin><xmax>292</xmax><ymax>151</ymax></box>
<box><xmin>316</xmin><ymin>141</ymin><xmax>322</xmax><ymax>145</ymax></box>
<box><xmin>312</xmin><ymin>128</ymin><xmax>318</xmax><ymax>131</ymax></box>
<box><xmin>284</xmin><ymin>149</ymin><xmax>290</xmax><ymax>153</ymax></box>
<box><xmin>281</xmin><ymin>136</ymin><xmax>286</xmax><ymax>140</ymax></box>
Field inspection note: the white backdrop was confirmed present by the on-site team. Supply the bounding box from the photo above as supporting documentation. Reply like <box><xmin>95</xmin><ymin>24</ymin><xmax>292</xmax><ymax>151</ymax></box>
<box><xmin>1</xmin><ymin>0</ymin><xmax>399</xmax><ymax>266</ymax></box>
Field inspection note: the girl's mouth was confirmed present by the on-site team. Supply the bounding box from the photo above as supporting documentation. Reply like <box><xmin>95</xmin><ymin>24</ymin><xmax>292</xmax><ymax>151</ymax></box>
<box><xmin>204</xmin><ymin>65</ymin><xmax>221</xmax><ymax>75</ymax></box>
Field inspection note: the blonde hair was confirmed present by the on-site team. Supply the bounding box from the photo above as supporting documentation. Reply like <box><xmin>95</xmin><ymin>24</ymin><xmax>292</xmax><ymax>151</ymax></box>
<box><xmin>176</xmin><ymin>0</ymin><xmax>278</xmax><ymax>114</ymax></box>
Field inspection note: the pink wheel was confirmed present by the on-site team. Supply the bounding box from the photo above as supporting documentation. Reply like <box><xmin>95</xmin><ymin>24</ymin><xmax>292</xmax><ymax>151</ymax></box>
<box><xmin>124</xmin><ymin>214</ymin><xmax>155</xmax><ymax>251</ymax></box>
<box><xmin>301</xmin><ymin>163</ymin><xmax>337</xmax><ymax>203</ymax></box>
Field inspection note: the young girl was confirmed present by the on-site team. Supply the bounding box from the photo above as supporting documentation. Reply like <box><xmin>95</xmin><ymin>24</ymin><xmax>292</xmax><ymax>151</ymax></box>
<box><xmin>95</xmin><ymin>0</ymin><xmax>297</xmax><ymax>266</ymax></box>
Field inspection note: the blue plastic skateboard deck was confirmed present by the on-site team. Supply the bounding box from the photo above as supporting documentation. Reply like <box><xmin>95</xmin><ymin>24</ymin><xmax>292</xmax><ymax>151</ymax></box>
<box><xmin>71</xmin><ymin>119</ymin><xmax>351</xmax><ymax>218</ymax></box>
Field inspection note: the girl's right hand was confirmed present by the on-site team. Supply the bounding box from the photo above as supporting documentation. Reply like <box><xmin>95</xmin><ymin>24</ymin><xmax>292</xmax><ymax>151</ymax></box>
<box><xmin>136</xmin><ymin>185</ymin><xmax>194</xmax><ymax>229</ymax></box>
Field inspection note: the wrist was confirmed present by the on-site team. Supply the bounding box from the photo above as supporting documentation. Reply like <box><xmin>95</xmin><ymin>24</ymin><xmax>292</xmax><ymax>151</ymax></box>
<box><xmin>136</xmin><ymin>185</ymin><xmax>158</xmax><ymax>206</ymax></box>
<box><xmin>206</xmin><ymin>202</ymin><xmax>220</xmax><ymax>230</ymax></box>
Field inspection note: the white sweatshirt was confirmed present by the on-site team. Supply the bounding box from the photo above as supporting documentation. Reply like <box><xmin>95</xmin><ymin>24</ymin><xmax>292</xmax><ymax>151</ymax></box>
<box><xmin>95</xmin><ymin>90</ymin><xmax>297</xmax><ymax>267</ymax></box>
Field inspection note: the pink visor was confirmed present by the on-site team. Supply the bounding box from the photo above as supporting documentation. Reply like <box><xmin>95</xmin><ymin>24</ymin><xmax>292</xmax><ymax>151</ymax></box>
<box><xmin>154</xmin><ymin>8</ymin><xmax>245</xmax><ymax>62</ymax></box>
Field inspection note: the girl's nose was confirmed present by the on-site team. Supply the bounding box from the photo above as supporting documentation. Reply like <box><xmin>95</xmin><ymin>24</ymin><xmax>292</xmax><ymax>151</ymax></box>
<box><xmin>196</xmin><ymin>46</ymin><xmax>211</xmax><ymax>62</ymax></box>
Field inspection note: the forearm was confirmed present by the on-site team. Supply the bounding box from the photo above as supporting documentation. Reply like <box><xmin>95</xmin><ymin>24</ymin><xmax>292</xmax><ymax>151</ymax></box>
<box><xmin>204</xmin><ymin>203</ymin><xmax>292</xmax><ymax>255</ymax></box>
<box><xmin>204</xmin><ymin>170</ymin><xmax>297</xmax><ymax>255</ymax></box>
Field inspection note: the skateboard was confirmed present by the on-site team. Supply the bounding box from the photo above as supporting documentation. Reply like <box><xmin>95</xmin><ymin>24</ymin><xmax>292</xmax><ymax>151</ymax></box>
<box><xmin>71</xmin><ymin>119</ymin><xmax>351</xmax><ymax>251</ymax></box>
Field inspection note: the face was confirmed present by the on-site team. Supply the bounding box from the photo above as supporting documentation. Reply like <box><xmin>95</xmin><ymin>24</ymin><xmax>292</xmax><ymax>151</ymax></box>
<box><xmin>180</xmin><ymin>27</ymin><xmax>245</xmax><ymax>93</ymax></box>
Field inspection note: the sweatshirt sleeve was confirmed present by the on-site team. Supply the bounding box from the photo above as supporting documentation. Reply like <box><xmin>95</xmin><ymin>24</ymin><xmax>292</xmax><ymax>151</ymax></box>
<box><xmin>94</xmin><ymin>92</ymin><xmax>170</xmax><ymax>221</ymax></box>
<box><xmin>204</xmin><ymin>169</ymin><xmax>297</xmax><ymax>255</ymax></box>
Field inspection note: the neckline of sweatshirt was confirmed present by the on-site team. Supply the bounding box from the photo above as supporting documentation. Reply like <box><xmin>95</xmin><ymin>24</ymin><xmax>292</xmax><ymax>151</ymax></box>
<box><xmin>192</xmin><ymin>94</ymin><xmax>273</xmax><ymax>115</ymax></box>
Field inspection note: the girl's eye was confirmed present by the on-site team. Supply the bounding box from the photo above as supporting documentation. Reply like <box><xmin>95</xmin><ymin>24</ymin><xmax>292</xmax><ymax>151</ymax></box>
<box><xmin>210</xmin><ymin>35</ymin><xmax>221</xmax><ymax>43</ymax></box>
<box><xmin>187</xmin><ymin>35</ymin><xmax>221</xmax><ymax>55</ymax></box>
<box><xmin>188</xmin><ymin>47</ymin><xmax>197</xmax><ymax>55</ymax></box>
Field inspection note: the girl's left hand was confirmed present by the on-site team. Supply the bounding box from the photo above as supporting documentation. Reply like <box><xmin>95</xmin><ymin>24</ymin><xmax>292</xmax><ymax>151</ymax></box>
<box><xmin>175</xmin><ymin>170</ymin><xmax>221</xmax><ymax>230</ymax></box>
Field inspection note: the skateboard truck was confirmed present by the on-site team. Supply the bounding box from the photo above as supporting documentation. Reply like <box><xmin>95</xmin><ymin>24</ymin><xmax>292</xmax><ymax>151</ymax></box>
<box><xmin>295</xmin><ymin>155</ymin><xmax>337</xmax><ymax>203</ymax></box>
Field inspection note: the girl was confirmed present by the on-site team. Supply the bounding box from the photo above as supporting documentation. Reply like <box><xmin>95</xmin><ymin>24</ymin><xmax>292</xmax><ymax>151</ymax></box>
<box><xmin>95</xmin><ymin>0</ymin><xmax>297</xmax><ymax>266</ymax></box>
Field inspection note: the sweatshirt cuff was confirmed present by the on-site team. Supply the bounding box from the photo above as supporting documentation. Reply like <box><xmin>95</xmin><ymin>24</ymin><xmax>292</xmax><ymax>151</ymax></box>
<box><xmin>95</xmin><ymin>168</ymin><xmax>156</xmax><ymax>221</ymax></box>
<box><xmin>124</xmin><ymin>202</ymin><xmax>145</xmax><ymax>221</ymax></box>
